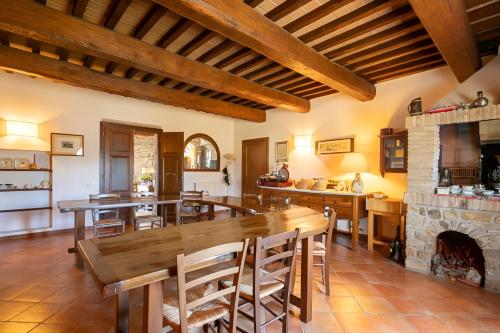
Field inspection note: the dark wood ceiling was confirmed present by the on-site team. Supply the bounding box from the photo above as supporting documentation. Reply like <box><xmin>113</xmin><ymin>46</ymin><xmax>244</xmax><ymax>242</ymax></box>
<box><xmin>1</xmin><ymin>0</ymin><xmax>499</xmax><ymax>113</ymax></box>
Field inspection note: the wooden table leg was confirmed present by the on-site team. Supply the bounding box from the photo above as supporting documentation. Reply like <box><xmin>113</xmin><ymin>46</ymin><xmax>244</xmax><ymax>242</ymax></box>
<box><xmin>351</xmin><ymin>197</ymin><xmax>360</xmax><ymax>250</ymax></box>
<box><xmin>116</xmin><ymin>291</ymin><xmax>129</xmax><ymax>333</ymax></box>
<box><xmin>368</xmin><ymin>210</ymin><xmax>374</xmax><ymax>252</ymax></box>
<box><xmin>74</xmin><ymin>210</ymin><xmax>85</xmax><ymax>269</ymax></box>
<box><xmin>230</xmin><ymin>208</ymin><xmax>237</xmax><ymax>218</ymax></box>
<box><xmin>175</xmin><ymin>202</ymin><xmax>181</xmax><ymax>226</ymax></box>
<box><xmin>208</xmin><ymin>204</ymin><xmax>215</xmax><ymax>220</ymax></box>
<box><xmin>299</xmin><ymin>236</ymin><xmax>313</xmax><ymax>322</ymax></box>
<box><xmin>143</xmin><ymin>281</ymin><xmax>163</xmax><ymax>333</ymax></box>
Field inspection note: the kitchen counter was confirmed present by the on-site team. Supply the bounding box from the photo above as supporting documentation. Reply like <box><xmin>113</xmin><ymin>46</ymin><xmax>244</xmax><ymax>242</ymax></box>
<box><xmin>258</xmin><ymin>186</ymin><xmax>368</xmax><ymax>196</ymax></box>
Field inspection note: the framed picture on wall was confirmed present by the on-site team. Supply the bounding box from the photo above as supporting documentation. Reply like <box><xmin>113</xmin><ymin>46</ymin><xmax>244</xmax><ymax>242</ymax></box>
<box><xmin>275</xmin><ymin>141</ymin><xmax>288</xmax><ymax>162</ymax></box>
<box><xmin>51</xmin><ymin>133</ymin><xmax>84</xmax><ymax>156</ymax></box>
<box><xmin>316</xmin><ymin>137</ymin><xmax>354</xmax><ymax>155</ymax></box>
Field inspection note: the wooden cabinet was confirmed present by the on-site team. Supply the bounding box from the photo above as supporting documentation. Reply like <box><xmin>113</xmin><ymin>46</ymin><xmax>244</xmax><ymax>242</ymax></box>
<box><xmin>260</xmin><ymin>187</ymin><xmax>367</xmax><ymax>249</ymax></box>
<box><xmin>379</xmin><ymin>130</ymin><xmax>408</xmax><ymax>176</ymax></box>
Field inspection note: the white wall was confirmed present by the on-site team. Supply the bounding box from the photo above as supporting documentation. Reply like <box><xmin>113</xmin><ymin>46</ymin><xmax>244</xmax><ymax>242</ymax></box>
<box><xmin>232</xmin><ymin>66</ymin><xmax>459</xmax><ymax>199</ymax></box>
<box><xmin>0</xmin><ymin>71</ymin><xmax>234</xmax><ymax>235</ymax></box>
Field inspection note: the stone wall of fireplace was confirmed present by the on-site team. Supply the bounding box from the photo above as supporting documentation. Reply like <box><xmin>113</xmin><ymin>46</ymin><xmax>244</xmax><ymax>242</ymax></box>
<box><xmin>404</xmin><ymin>104</ymin><xmax>500</xmax><ymax>292</ymax></box>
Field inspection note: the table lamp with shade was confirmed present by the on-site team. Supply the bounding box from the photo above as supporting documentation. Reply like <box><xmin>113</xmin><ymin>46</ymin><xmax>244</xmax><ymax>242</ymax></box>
<box><xmin>339</xmin><ymin>152</ymin><xmax>369</xmax><ymax>193</ymax></box>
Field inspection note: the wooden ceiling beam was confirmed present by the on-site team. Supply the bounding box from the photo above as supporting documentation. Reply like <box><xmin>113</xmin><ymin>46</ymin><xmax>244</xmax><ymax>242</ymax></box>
<box><xmin>324</xmin><ymin>18</ymin><xmax>422</xmax><ymax>60</ymax></box>
<box><xmin>313</xmin><ymin>5</ymin><xmax>415</xmax><ymax>52</ymax></box>
<box><xmin>299</xmin><ymin>0</ymin><xmax>404</xmax><ymax>44</ymax></box>
<box><xmin>335</xmin><ymin>29</ymin><xmax>428</xmax><ymax>65</ymax></box>
<box><xmin>358</xmin><ymin>48</ymin><xmax>441</xmax><ymax>76</ymax></box>
<box><xmin>157</xmin><ymin>0</ymin><xmax>376</xmax><ymax>101</ymax></box>
<box><xmin>0</xmin><ymin>46</ymin><xmax>265</xmax><ymax>122</ymax></box>
<box><xmin>283</xmin><ymin>0</ymin><xmax>356</xmax><ymax>33</ymax></box>
<box><xmin>2</xmin><ymin>0</ymin><xmax>309</xmax><ymax>113</ymax></box>
<box><xmin>364</xmin><ymin>54</ymin><xmax>443</xmax><ymax>79</ymax></box>
<box><xmin>83</xmin><ymin>0</ymin><xmax>131</xmax><ymax>67</ymax></box>
<box><xmin>471</xmin><ymin>15</ymin><xmax>500</xmax><ymax>34</ymax></box>
<box><xmin>296</xmin><ymin>85</ymin><xmax>332</xmax><ymax>97</ymax></box>
<box><xmin>58</xmin><ymin>0</ymin><xmax>90</xmax><ymax>61</ymax></box>
<box><xmin>265</xmin><ymin>0</ymin><xmax>313</xmax><ymax>22</ymax></box>
<box><xmin>302</xmin><ymin>89</ymin><xmax>337</xmax><ymax>99</ymax></box>
<box><xmin>346</xmin><ymin>39</ymin><xmax>435</xmax><ymax>71</ymax></box>
<box><xmin>408</xmin><ymin>0</ymin><xmax>480</xmax><ymax>82</ymax></box>
<box><xmin>256</xmin><ymin>68</ymin><xmax>292</xmax><ymax>85</ymax></box>
<box><xmin>370</xmin><ymin>60</ymin><xmax>447</xmax><ymax>82</ymax></box>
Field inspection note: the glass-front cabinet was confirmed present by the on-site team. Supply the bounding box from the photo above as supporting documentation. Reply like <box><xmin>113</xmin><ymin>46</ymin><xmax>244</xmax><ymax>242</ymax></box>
<box><xmin>379</xmin><ymin>130</ymin><xmax>408</xmax><ymax>176</ymax></box>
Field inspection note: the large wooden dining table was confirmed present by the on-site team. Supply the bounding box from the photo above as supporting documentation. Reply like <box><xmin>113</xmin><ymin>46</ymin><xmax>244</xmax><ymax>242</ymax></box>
<box><xmin>57</xmin><ymin>195</ymin><xmax>181</xmax><ymax>268</ymax></box>
<box><xmin>78</xmin><ymin>207</ymin><xmax>328</xmax><ymax>332</ymax></box>
<box><xmin>184</xmin><ymin>195</ymin><xmax>294</xmax><ymax>218</ymax></box>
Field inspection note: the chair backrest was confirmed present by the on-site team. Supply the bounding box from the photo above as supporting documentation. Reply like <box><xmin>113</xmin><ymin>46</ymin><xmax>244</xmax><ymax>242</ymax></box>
<box><xmin>243</xmin><ymin>193</ymin><xmax>263</xmax><ymax>202</ymax></box>
<box><xmin>89</xmin><ymin>193</ymin><xmax>120</xmax><ymax>221</ymax></box>
<box><xmin>131</xmin><ymin>191</ymin><xmax>156</xmax><ymax>217</ymax></box>
<box><xmin>269</xmin><ymin>195</ymin><xmax>291</xmax><ymax>211</ymax></box>
<box><xmin>323</xmin><ymin>207</ymin><xmax>337</xmax><ymax>258</ymax></box>
<box><xmin>252</xmin><ymin>229</ymin><xmax>299</xmax><ymax>328</ymax></box>
<box><xmin>176</xmin><ymin>239</ymin><xmax>249</xmax><ymax>333</ymax></box>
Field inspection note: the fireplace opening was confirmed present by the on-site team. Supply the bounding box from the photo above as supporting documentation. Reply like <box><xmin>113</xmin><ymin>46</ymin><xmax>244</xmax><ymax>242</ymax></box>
<box><xmin>431</xmin><ymin>231</ymin><xmax>485</xmax><ymax>287</ymax></box>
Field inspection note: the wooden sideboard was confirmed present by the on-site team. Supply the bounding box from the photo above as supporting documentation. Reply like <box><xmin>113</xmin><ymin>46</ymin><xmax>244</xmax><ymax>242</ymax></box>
<box><xmin>260</xmin><ymin>186</ymin><xmax>367</xmax><ymax>249</ymax></box>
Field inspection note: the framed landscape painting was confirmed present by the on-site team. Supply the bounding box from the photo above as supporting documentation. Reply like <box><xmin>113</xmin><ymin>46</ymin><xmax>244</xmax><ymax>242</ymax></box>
<box><xmin>51</xmin><ymin>133</ymin><xmax>84</xmax><ymax>156</ymax></box>
<box><xmin>275</xmin><ymin>141</ymin><xmax>288</xmax><ymax>162</ymax></box>
<box><xmin>316</xmin><ymin>137</ymin><xmax>354</xmax><ymax>155</ymax></box>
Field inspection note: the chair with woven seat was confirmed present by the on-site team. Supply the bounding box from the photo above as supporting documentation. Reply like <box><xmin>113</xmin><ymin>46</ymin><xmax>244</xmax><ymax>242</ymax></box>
<box><xmin>296</xmin><ymin>207</ymin><xmax>336</xmax><ymax>295</ymax></box>
<box><xmin>131</xmin><ymin>192</ymin><xmax>162</xmax><ymax>231</ymax></box>
<box><xmin>222</xmin><ymin>229</ymin><xmax>299</xmax><ymax>333</ymax></box>
<box><xmin>179</xmin><ymin>190</ymin><xmax>205</xmax><ymax>223</ymax></box>
<box><xmin>89</xmin><ymin>193</ymin><xmax>125</xmax><ymax>238</ymax></box>
<box><xmin>162</xmin><ymin>239</ymin><xmax>249</xmax><ymax>333</ymax></box>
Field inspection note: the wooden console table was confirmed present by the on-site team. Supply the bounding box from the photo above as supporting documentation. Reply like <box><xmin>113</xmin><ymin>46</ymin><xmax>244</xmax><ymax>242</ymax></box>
<box><xmin>260</xmin><ymin>186</ymin><xmax>367</xmax><ymax>249</ymax></box>
<box><xmin>366</xmin><ymin>197</ymin><xmax>406</xmax><ymax>251</ymax></box>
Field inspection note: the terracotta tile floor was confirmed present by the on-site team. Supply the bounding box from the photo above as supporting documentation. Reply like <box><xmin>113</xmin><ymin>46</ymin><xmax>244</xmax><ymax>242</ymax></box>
<box><xmin>1</xmin><ymin>229</ymin><xmax>500</xmax><ymax>332</ymax></box>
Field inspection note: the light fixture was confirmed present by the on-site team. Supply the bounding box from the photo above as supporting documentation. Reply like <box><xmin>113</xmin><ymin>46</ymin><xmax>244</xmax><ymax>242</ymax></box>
<box><xmin>294</xmin><ymin>135</ymin><xmax>312</xmax><ymax>148</ymax></box>
<box><xmin>5</xmin><ymin>120</ymin><xmax>38</xmax><ymax>137</ymax></box>
<box><xmin>339</xmin><ymin>152</ymin><xmax>369</xmax><ymax>193</ymax></box>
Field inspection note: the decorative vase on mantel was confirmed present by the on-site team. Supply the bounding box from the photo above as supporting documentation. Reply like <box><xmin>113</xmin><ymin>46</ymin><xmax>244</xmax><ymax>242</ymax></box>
<box><xmin>472</xmin><ymin>91</ymin><xmax>489</xmax><ymax>108</ymax></box>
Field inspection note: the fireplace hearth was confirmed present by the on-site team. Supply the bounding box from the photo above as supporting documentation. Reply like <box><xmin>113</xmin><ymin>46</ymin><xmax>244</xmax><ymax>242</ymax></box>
<box><xmin>431</xmin><ymin>231</ymin><xmax>485</xmax><ymax>287</ymax></box>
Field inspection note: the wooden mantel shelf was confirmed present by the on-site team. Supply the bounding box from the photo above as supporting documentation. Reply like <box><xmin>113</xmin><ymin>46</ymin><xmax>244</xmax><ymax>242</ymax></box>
<box><xmin>405</xmin><ymin>104</ymin><xmax>500</xmax><ymax>129</ymax></box>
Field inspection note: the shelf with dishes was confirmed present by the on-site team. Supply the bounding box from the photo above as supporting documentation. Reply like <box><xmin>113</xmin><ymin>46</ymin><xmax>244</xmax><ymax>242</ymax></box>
<box><xmin>0</xmin><ymin>188</ymin><xmax>52</xmax><ymax>192</ymax></box>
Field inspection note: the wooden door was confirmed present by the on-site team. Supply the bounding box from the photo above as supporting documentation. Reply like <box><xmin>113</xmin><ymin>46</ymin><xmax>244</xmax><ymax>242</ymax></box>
<box><xmin>242</xmin><ymin>137</ymin><xmax>269</xmax><ymax>196</ymax></box>
<box><xmin>100</xmin><ymin>123</ymin><xmax>133</xmax><ymax>195</ymax></box>
<box><xmin>159</xmin><ymin>132</ymin><xmax>184</xmax><ymax>195</ymax></box>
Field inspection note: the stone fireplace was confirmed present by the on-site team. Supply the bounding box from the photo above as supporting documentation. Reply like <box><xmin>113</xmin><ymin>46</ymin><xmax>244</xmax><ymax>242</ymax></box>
<box><xmin>404</xmin><ymin>104</ymin><xmax>500</xmax><ymax>292</ymax></box>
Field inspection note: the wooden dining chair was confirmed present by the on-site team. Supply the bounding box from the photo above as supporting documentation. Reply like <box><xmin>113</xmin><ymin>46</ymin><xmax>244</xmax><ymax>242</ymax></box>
<box><xmin>130</xmin><ymin>192</ymin><xmax>162</xmax><ymax>231</ymax></box>
<box><xmin>179</xmin><ymin>190</ymin><xmax>205</xmax><ymax>223</ymax></box>
<box><xmin>89</xmin><ymin>193</ymin><xmax>125</xmax><ymax>238</ymax></box>
<box><xmin>222</xmin><ymin>229</ymin><xmax>300</xmax><ymax>333</ymax></box>
<box><xmin>162</xmin><ymin>239</ymin><xmax>249</xmax><ymax>333</ymax></box>
<box><xmin>296</xmin><ymin>207</ymin><xmax>336</xmax><ymax>295</ymax></box>
<box><xmin>269</xmin><ymin>195</ymin><xmax>291</xmax><ymax>211</ymax></box>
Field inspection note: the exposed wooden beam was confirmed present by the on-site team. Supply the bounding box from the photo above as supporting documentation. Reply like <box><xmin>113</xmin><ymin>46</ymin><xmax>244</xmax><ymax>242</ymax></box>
<box><xmin>313</xmin><ymin>5</ymin><xmax>415</xmax><ymax>52</ymax></box>
<box><xmin>158</xmin><ymin>0</ymin><xmax>376</xmax><ymax>101</ymax></box>
<box><xmin>408</xmin><ymin>0</ymin><xmax>481</xmax><ymax>82</ymax></box>
<box><xmin>58</xmin><ymin>0</ymin><xmax>90</xmax><ymax>61</ymax></box>
<box><xmin>265</xmin><ymin>0</ymin><xmax>312</xmax><ymax>22</ymax></box>
<box><xmin>283</xmin><ymin>0</ymin><xmax>356</xmax><ymax>33</ymax></box>
<box><xmin>0</xmin><ymin>46</ymin><xmax>265</xmax><ymax>122</ymax></box>
<box><xmin>299</xmin><ymin>0</ymin><xmax>403</xmax><ymax>44</ymax></box>
<box><xmin>324</xmin><ymin>18</ymin><xmax>422</xmax><ymax>60</ymax></box>
<box><xmin>83</xmin><ymin>0</ymin><xmax>131</xmax><ymax>68</ymax></box>
<box><xmin>2</xmin><ymin>0</ymin><xmax>308</xmax><ymax>113</ymax></box>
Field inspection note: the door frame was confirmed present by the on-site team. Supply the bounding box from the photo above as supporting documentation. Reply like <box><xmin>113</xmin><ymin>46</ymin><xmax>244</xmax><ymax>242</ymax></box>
<box><xmin>241</xmin><ymin>137</ymin><xmax>269</xmax><ymax>197</ymax></box>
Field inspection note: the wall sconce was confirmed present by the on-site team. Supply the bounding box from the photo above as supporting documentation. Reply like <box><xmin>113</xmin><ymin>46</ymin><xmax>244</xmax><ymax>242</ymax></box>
<box><xmin>294</xmin><ymin>135</ymin><xmax>312</xmax><ymax>149</ymax></box>
<box><xmin>3</xmin><ymin>120</ymin><xmax>39</xmax><ymax>137</ymax></box>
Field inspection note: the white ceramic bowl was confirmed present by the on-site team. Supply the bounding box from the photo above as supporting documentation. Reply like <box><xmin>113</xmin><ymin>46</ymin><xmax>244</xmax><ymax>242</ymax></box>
<box><xmin>462</xmin><ymin>185</ymin><xmax>473</xmax><ymax>191</ymax></box>
<box><xmin>450</xmin><ymin>188</ymin><xmax>461</xmax><ymax>195</ymax></box>
<box><xmin>482</xmin><ymin>190</ymin><xmax>494</xmax><ymax>196</ymax></box>
<box><xmin>462</xmin><ymin>190</ymin><xmax>474</xmax><ymax>196</ymax></box>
